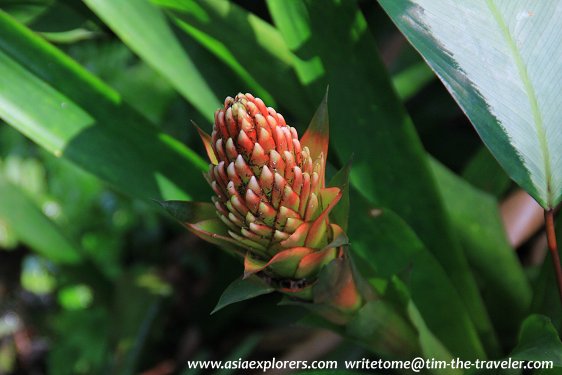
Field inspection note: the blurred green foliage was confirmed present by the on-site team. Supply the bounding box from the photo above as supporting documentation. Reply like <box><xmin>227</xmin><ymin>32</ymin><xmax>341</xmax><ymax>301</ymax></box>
<box><xmin>0</xmin><ymin>0</ymin><xmax>560</xmax><ymax>374</ymax></box>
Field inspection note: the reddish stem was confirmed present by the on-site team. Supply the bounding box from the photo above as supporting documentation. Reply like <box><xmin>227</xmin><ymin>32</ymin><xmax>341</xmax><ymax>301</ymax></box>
<box><xmin>545</xmin><ymin>209</ymin><xmax>562</xmax><ymax>305</ymax></box>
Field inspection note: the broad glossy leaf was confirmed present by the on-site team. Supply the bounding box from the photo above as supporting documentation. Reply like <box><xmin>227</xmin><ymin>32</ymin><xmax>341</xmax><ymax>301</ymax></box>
<box><xmin>431</xmin><ymin>159</ymin><xmax>531</xmax><ymax>343</ymax></box>
<box><xmin>0</xmin><ymin>11</ymin><xmax>209</xmax><ymax>201</ymax></box>
<box><xmin>379</xmin><ymin>0</ymin><xmax>562</xmax><ymax>209</ymax></box>
<box><xmin>0</xmin><ymin>176</ymin><xmax>82</xmax><ymax>264</ymax></box>
<box><xmin>268</xmin><ymin>0</ymin><xmax>493</xmax><ymax>353</ymax></box>
<box><xmin>83</xmin><ymin>0</ymin><xmax>220</xmax><ymax>121</ymax></box>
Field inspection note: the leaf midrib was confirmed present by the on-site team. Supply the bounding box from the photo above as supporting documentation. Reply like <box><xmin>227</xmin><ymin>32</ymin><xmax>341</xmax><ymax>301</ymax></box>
<box><xmin>486</xmin><ymin>0</ymin><xmax>552</xmax><ymax>207</ymax></box>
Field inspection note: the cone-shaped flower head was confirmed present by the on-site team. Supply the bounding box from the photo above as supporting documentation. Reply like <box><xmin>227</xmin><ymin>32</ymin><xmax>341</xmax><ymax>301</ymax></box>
<box><xmin>201</xmin><ymin>94</ymin><xmax>340</xmax><ymax>282</ymax></box>
<box><xmin>161</xmin><ymin>92</ymin><xmax>411</xmax><ymax>340</ymax></box>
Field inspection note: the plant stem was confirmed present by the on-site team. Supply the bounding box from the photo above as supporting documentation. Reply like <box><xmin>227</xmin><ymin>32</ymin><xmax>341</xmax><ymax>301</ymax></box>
<box><xmin>545</xmin><ymin>209</ymin><xmax>562</xmax><ymax>305</ymax></box>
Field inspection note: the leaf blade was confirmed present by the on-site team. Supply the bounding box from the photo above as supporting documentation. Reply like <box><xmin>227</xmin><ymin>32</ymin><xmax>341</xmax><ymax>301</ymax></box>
<box><xmin>0</xmin><ymin>10</ymin><xmax>209</xmax><ymax>201</ymax></box>
<box><xmin>83</xmin><ymin>0</ymin><xmax>220</xmax><ymax>120</ymax></box>
<box><xmin>511</xmin><ymin>315</ymin><xmax>562</xmax><ymax>367</ymax></box>
<box><xmin>379</xmin><ymin>0</ymin><xmax>562</xmax><ymax>208</ymax></box>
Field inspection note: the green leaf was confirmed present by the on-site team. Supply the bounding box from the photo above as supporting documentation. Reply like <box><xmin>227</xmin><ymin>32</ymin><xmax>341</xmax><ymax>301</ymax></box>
<box><xmin>407</xmin><ymin>301</ymin><xmax>461</xmax><ymax>374</ymax></box>
<box><xmin>379</xmin><ymin>0</ymin><xmax>562</xmax><ymax>209</ymax></box>
<box><xmin>83</xmin><ymin>0</ymin><xmax>220</xmax><ymax>121</ymax></box>
<box><xmin>347</xmin><ymin>192</ymin><xmax>485</xmax><ymax>359</ymax></box>
<box><xmin>0</xmin><ymin>176</ymin><xmax>82</xmax><ymax>264</ymax></box>
<box><xmin>152</xmin><ymin>0</ymin><xmax>313</xmax><ymax>121</ymax></box>
<box><xmin>0</xmin><ymin>10</ymin><xmax>209</xmax><ymax>201</ymax></box>
<box><xmin>511</xmin><ymin>315</ymin><xmax>562</xmax><ymax>367</ymax></box>
<box><xmin>430</xmin><ymin>158</ymin><xmax>532</xmax><ymax>342</ymax></box>
<box><xmin>267</xmin><ymin>1</ymin><xmax>494</xmax><ymax>350</ymax></box>
<box><xmin>346</xmin><ymin>300</ymin><xmax>420</xmax><ymax>359</ymax></box>
<box><xmin>212</xmin><ymin>276</ymin><xmax>275</xmax><ymax>314</ymax></box>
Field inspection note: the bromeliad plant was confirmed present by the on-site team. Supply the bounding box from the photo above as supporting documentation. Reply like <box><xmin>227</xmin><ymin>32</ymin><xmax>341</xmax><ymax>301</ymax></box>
<box><xmin>161</xmin><ymin>92</ymin><xmax>419</xmax><ymax>357</ymax></box>
<box><xmin>163</xmin><ymin>92</ymin><xmax>364</xmax><ymax>320</ymax></box>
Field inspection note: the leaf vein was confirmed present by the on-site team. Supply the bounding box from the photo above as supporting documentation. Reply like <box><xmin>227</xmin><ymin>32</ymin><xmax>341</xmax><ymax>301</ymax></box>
<box><xmin>486</xmin><ymin>0</ymin><xmax>552</xmax><ymax>206</ymax></box>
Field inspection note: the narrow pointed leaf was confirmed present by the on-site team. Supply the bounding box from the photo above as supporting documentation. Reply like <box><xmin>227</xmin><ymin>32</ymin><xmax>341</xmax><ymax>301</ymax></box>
<box><xmin>212</xmin><ymin>276</ymin><xmax>274</xmax><ymax>314</ymax></box>
<box><xmin>379</xmin><ymin>0</ymin><xmax>562</xmax><ymax>208</ymax></box>
<box><xmin>83</xmin><ymin>0</ymin><xmax>220</xmax><ymax>121</ymax></box>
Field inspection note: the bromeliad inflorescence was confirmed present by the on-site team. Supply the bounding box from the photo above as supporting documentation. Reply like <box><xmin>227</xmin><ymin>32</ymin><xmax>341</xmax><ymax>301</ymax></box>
<box><xmin>163</xmin><ymin>92</ymin><xmax>365</xmax><ymax>323</ymax></box>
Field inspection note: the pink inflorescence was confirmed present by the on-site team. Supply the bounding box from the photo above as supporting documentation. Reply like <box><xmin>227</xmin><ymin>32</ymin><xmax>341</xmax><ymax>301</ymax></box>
<box><xmin>209</xmin><ymin>93</ymin><xmax>322</xmax><ymax>257</ymax></box>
